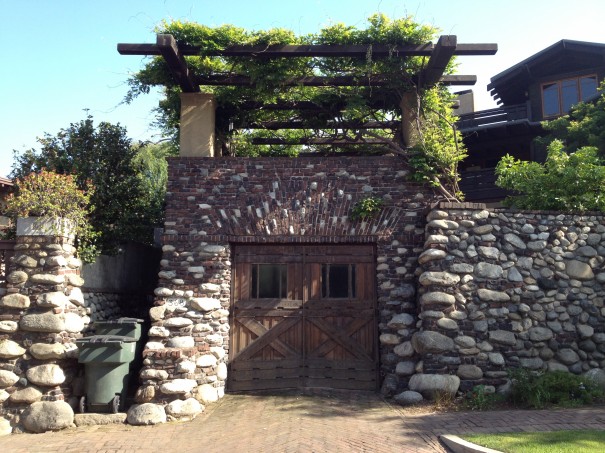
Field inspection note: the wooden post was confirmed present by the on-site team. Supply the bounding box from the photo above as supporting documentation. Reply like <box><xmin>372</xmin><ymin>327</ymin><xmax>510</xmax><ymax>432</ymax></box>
<box><xmin>180</xmin><ymin>93</ymin><xmax>216</xmax><ymax>157</ymax></box>
<box><xmin>400</xmin><ymin>91</ymin><xmax>419</xmax><ymax>148</ymax></box>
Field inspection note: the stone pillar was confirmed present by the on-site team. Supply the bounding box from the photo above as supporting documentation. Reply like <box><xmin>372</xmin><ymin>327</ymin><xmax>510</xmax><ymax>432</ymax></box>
<box><xmin>0</xmin><ymin>219</ymin><xmax>88</xmax><ymax>434</ymax></box>
<box><xmin>400</xmin><ymin>91</ymin><xmax>420</xmax><ymax>148</ymax></box>
<box><xmin>128</xmin><ymin>242</ymin><xmax>230</xmax><ymax>425</ymax></box>
<box><xmin>179</xmin><ymin>93</ymin><xmax>216</xmax><ymax>157</ymax></box>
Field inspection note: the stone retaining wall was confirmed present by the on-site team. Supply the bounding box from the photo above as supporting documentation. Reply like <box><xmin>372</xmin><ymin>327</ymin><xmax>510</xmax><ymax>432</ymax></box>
<box><xmin>410</xmin><ymin>203</ymin><xmax>605</xmax><ymax>397</ymax></box>
<box><xmin>0</xmin><ymin>232</ymin><xmax>87</xmax><ymax>433</ymax></box>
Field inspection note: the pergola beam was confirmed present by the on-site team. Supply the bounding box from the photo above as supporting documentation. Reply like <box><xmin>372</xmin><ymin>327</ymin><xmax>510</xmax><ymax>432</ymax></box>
<box><xmin>118</xmin><ymin>41</ymin><xmax>497</xmax><ymax>58</ymax></box>
<box><xmin>251</xmin><ymin>137</ymin><xmax>393</xmax><ymax>145</ymax></box>
<box><xmin>419</xmin><ymin>35</ymin><xmax>458</xmax><ymax>88</ymax></box>
<box><xmin>247</xmin><ymin>120</ymin><xmax>400</xmax><ymax>130</ymax></box>
<box><xmin>156</xmin><ymin>34</ymin><xmax>199</xmax><ymax>93</ymax></box>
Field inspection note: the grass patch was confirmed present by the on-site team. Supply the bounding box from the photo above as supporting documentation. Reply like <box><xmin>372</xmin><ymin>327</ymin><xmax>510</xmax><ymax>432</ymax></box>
<box><xmin>462</xmin><ymin>429</ymin><xmax>605</xmax><ymax>453</ymax></box>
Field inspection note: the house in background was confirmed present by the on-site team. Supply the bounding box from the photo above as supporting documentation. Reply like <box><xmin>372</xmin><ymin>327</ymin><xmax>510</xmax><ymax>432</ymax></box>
<box><xmin>457</xmin><ymin>40</ymin><xmax>605</xmax><ymax>203</ymax></box>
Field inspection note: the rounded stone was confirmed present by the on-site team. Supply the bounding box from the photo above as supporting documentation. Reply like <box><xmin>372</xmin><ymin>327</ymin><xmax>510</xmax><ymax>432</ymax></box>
<box><xmin>176</xmin><ymin>360</ymin><xmax>196</xmax><ymax>373</ymax></box>
<box><xmin>64</xmin><ymin>313</ymin><xmax>85</xmax><ymax>333</ymax></box>
<box><xmin>22</xmin><ymin>400</ymin><xmax>74</xmax><ymax>433</ymax></box>
<box><xmin>420</xmin><ymin>292</ymin><xmax>455</xmax><ymax>308</ymax></box>
<box><xmin>140</xmin><ymin>369</ymin><xmax>169</xmax><ymax>381</ymax></box>
<box><xmin>0</xmin><ymin>417</ymin><xmax>12</xmax><ymax>436</ymax></box>
<box><xmin>0</xmin><ymin>390</ymin><xmax>9</xmax><ymax>403</ymax></box>
<box><xmin>38</xmin><ymin>291</ymin><xmax>69</xmax><ymax>308</ymax></box>
<box><xmin>557</xmin><ymin>348</ymin><xmax>580</xmax><ymax>365</ymax></box>
<box><xmin>437</xmin><ymin>318</ymin><xmax>458</xmax><ymax>330</ymax></box>
<box><xmin>166</xmin><ymin>336</ymin><xmax>195</xmax><ymax>348</ymax></box>
<box><xmin>387</xmin><ymin>313</ymin><xmax>415</xmax><ymax>329</ymax></box>
<box><xmin>126</xmin><ymin>403</ymin><xmax>166</xmax><ymax>426</ymax></box>
<box><xmin>584</xmin><ymin>369</ymin><xmax>605</xmax><ymax>391</ymax></box>
<box><xmin>477</xmin><ymin>289</ymin><xmax>510</xmax><ymax>302</ymax></box>
<box><xmin>0</xmin><ymin>293</ymin><xmax>31</xmax><ymax>309</ymax></box>
<box><xmin>529</xmin><ymin>327</ymin><xmax>553</xmax><ymax>342</ymax></box>
<box><xmin>417</xmin><ymin>249</ymin><xmax>446</xmax><ymax>265</ymax></box>
<box><xmin>26</xmin><ymin>364</ymin><xmax>66</xmax><ymax>387</ymax></box>
<box><xmin>379</xmin><ymin>334</ymin><xmax>401</xmax><ymax>345</ymax></box>
<box><xmin>67</xmin><ymin>274</ymin><xmax>85</xmax><ymax>287</ymax></box>
<box><xmin>20</xmin><ymin>313</ymin><xmax>65</xmax><ymax>333</ymax></box>
<box><xmin>412</xmin><ymin>331</ymin><xmax>454</xmax><ymax>354</ymax></box>
<box><xmin>0</xmin><ymin>339</ymin><xmax>26</xmax><ymax>359</ymax></box>
<box><xmin>197</xmin><ymin>354</ymin><xmax>218</xmax><ymax>368</ymax></box>
<box><xmin>165</xmin><ymin>398</ymin><xmax>203</xmax><ymax>420</ymax></box>
<box><xmin>408</xmin><ymin>374</ymin><xmax>460</xmax><ymax>399</ymax></box>
<box><xmin>489</xmin><ymin>353</ymin><xmax>505</xmax><ymax>366</ymax></box>
<box><xmin>190</xmin><ymin>297</ymin><xmax>221</xmax><ymax>312</ymax></box>
<box><xmin>475</xmin><ymin>263</ymin><xmax>503</xmax><ymax>279</ymax></box>
<box><xmin>565</xmin><ymin>260</ymin><xmax>594</xmax><ymax>281</ymax></box>
<box><xmin>419</xmin><ymin>271</ymin><xmax>460</xmax><ymax>287</ymax></box>
<box><xmin>216</xmin><ymin>362</ymin><xmax>228</xmax><ymax>381</ymax></box>
<box><xmin>163</xmin><ymin>317</ymin><xmax>193</xmax><ymax>328</ymax></box>
<box><xmin>457</xmin><ymin>364</ymin><xmax>483</xmax><ymax>380</ymax></box>
<box><xmin>31</xmin><ymin>274</ymin><xmax>65</xmax><ymax>285</ymax></box>
<box><xmin>9</xmin><ymin>386</ymin><xmax>43</xmax><ymax>404</ymax></box>
<box><xmin>393</xmin><ymin>341</ymin><xmax>414</xmax><ymax>358</ymax></box>
<box><xmin>393</xmin><ymin>390</ymin><xmax>423</xmax><ymax>406</ymax></box>
<box><xmin>0</xmin><ymin>370</ymin><xmax>19</xmax><ymax>388</ymax></box>
<box><xmin>160</xmin><ymin>379</ymin><xmax>197</xmax><ymax>394</ymax></box>
<box><xmin>194</xmin><ymin>384</ymin><xmax>219</xmax><ymax>404</ymax></box>
<box><xmin>577</xmin><ymin>324</ymin><xmax>594</xmax><ymax>339</ymax></box>
<box><xmin>7</xmin><ymin>271</ymin><xmax>28</xmax><ymax>284</ymax></box>
<box><xmin>135</xmin><ymin>385</ymin><xmax>156</xmax><ymax>403</ymax></box>
<box><xmin>395</xmin><ymin>361</ymin><xmax>416</xmax><ymax>376</ymax></box>
<box><xmin>0</xmin><ymin>321</ymin><xmax>18</xmax><ymax>333</ymax></box>
<box><xmin>148</xmin><ymin>326</ymin><xmax>170</xmax><ymax>338</ymax></box>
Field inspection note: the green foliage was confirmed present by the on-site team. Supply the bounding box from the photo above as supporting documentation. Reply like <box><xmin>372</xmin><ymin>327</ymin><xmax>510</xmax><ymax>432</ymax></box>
<box><xmin>496</xmin><ymin>141</ymin><xmax>605</xmax><ymax>212</ymax></box>
<box><xmin>497</xmin><ymin>89</ymin><xmax>605</xmax><ymax>212</ymax></box>
<box><xmin>4</xmin><ymin>170</ymin><xmax>98</xmax><ymax>261</ymax></box>
<box><xmin>350</xmin><ymin>196</ymin><xmax>384</xmax><ymax>220</ymax></box>
<box><xmin>508</xmin><ymin>368</ymin><xmax>604</xmax><ymax>409</ymax></box>
<box><xmin>463</xmin><ymin>385</ymin><xmax>503</xmax><ymax>411</ymax></box>
<box><xmin>11</xmin><ymin>116</ymin><xmax>167</xmax><ymax>255</ymax></box>
<box><xmin>124</xmin><ymin>14</ymin><xmax>465</xmax><ymax>197</ymax></box>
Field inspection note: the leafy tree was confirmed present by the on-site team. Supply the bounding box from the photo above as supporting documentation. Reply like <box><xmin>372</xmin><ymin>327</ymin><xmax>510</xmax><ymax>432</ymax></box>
<box><xmin>496</xmin><ymin>89</ymin><xmax>605</xmax><ymax>212</ymax></box>
<box><xmin>11</xmin><ymin>117</ymin><xmax>169</xmax><ymax>254</ymax></box>
<box><xmin>124</xmin><ymin>14</ymin><xmax>467</xmax><ymax>199</ymax></box>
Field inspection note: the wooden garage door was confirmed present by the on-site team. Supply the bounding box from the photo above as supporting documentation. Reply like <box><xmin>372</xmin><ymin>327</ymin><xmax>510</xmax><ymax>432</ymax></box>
<box><xmin>229</xmin><ymin>245</ymin><xmax>377</xmax><ymax>392</ymax></box>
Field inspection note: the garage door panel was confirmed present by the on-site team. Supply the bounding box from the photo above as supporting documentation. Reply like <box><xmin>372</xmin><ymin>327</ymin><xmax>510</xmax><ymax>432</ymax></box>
<box><xmin>230</xmin><ymin>245</ymin><xmax>377</xmax><ymax>392</ymax></box>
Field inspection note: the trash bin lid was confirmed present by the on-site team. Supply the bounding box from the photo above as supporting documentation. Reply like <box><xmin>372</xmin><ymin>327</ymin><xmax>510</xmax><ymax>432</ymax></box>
<box><xmin>77</xmin><ymin>335</ymin><xmax>137</xmax><ymax>344</ymax></box>
<box><xmin>95</xmin><ymin>317</ymin><xmax>144</xmax><ymax>325</ymax></box>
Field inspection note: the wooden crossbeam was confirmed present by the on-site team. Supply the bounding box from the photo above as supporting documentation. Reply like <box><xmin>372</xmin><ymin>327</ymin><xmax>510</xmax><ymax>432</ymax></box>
<box><xmin>419</xmin><ymin>35</ymin><xmax>458</xmax><ymax>88</ymax></box>
<box><xmin>156</xmin><ymin>34</ymin><xmax>199</xmax><ymax>93</ymax></box>
<box><xmin>118</xmin><ymin>41</ymin><xmax>497</xmax><ymax>57</ymax></box>
<box><xmin>196</xmin><ymin>74</ymin><xmax>475</xmax><ymax>87</ymax></box>
<box><xmin>251</xmin><ymin>137</ymin><xmax>392</xmax><ymax>145</ymax></box>
<box><xmin>247</xmin><ymin>120</ymin><xmax>399</xmax><ymax>130</ymax></box>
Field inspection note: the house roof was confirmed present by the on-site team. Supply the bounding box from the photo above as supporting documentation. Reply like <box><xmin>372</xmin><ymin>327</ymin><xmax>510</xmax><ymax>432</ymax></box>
<box><xmin>0</xmin><ymin>176</ymin><xmax>13</xmax><ymax>188</ymax></box>
<box><xmin>488</xmin><ymin>40</ymin><xmax>605</xmax><ymax>105</ymax></box>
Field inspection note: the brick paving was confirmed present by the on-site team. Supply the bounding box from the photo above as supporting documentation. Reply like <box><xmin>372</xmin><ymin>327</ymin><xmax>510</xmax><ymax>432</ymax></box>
<box><xmin>2</xmin><ymin>391</ymin><xmax>605</xmax><ymax>453</ymax></box>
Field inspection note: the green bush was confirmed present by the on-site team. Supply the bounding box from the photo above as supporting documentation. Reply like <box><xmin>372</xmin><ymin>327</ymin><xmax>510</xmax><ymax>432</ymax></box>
<box><xmin>508</xmin><ymin>368</ymin><xmax>604</xmax><ymax>409</ymax></box>
<box><xmin>464</xmin><ymin>385</ymin><xmax>503</xmax><ymax>411</ymax></box>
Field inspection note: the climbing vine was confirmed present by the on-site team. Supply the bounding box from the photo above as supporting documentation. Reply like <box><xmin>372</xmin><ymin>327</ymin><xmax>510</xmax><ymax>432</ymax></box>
<box><xmin>125</xmin><ymin>14</ymin><xmax>467</xmax><ymax>200</ymax></box>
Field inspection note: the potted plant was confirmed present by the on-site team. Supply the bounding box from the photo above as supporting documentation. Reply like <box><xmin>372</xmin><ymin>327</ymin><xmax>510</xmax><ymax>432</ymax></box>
<box><xmin>4</xmin><ymin>169</ymin><xmax>98</xmax><ymax>260</ymax></box>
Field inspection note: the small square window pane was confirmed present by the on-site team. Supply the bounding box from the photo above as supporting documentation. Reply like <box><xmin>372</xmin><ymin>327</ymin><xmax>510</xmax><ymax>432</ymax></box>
<box><xmin>329</xmin><ymin>265</ymin><xmax>350</xmax><ymax>298</ymax></box>
<box><xmin>252</xmin><ymin>264</ymin><xmax>286</xmax><ymax>298</ymax></box>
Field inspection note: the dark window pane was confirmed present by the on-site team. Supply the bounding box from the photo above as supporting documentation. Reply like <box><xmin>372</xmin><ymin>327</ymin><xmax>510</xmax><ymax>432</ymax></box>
<box><xmin>351</xmin><ymin>265</ymin><xmax>356</xmax><ymax>298</ymax></box>
<box><xmin>329</xmin><ymin>265</ymin><xmax>350</xmax><ymax>298</ymax></box>
<box><xmin>580</xmin><ymin>76</ymin><xmax>598</xmax><ymax>101</ymax></box>
<box><xmin>543</xmin><ymin>82</ymin><xmax>560</xmax><ymax>117</ymax></box>
<box><xmin>321</xmin><ymin>264</ymin><xmax>328</xmax><ymax>298</ymax></box>
<box><xmin>561</xmin><ymin>79</ymin><xmax>579</xmax><ymax>113</ymax></box>
<box><xmin>252</xmin><ymin>264</ymin><xmax>286</xmax><ymax>298</ymax></box>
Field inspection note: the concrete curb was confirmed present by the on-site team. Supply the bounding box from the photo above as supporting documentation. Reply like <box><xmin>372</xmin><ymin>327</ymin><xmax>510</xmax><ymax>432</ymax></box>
<box><xmin>439</xmin><ymin>434</ymin><xmax>503</xmax><ymax>453</ymax></box>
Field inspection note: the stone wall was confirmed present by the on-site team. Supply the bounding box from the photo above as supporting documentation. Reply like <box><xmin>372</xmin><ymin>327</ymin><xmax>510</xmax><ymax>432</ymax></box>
<box><xmin>131</xmin><ymin>155</ymin><xmax>437</xmax><ymax>424</ymax></box>
<box><xmin>410</xmin><ymin>203</ymin><xmax>605</xmax><ymax>398</ymax></box>
<box><xmin>0</xmin><ymin>230</ymin><xmax>87</xmax><ymax>434</ymax></box>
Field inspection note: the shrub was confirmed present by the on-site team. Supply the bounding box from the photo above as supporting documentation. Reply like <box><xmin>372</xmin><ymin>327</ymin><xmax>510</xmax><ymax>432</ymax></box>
<box><xmin>508</xmin><ymin>368</ymin><xmax>604</xmax><ymax>409</ymax></box>
<box><xmin>464</xmin><ymin>385</ymin><xmax>503</xmax><ymax>411</ymax></box>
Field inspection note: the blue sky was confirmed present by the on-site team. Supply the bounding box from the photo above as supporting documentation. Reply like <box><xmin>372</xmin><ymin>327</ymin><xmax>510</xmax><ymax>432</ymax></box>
<box><xmin>2</xmin><ymin>0</ymin><xmax>605</xmax><ymax>178</ymax></box>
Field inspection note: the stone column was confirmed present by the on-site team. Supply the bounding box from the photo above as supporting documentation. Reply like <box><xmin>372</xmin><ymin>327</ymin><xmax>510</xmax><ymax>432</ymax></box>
<box><xmin>0</xmin><ymin>219</ymin><xmax>88</xmax><ymax>434</ymax></box>
<box><xmin>179</xmin><ymin>92</ymin><xmax>216</xmax><ymax>157</ymax></box>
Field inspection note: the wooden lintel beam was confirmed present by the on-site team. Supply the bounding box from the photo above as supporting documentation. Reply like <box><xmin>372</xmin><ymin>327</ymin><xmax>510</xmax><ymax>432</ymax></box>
<box><xmin>251</xmin><ymin>137</ymin><xmax>392</xmax><ymax>145</ymax></box>
<box><xmin>197</xmin><ymin>74</ymin><xmax>475</xmax><ymax>87</ymax></box>
<box><xmin>117</xmin><ymin>38</ymin><xmax>497</xmax><ymax>57</ymax></box>
<box><xmin>156</xmin><ymin>34</ymin><xmax>199</xmax><ymax>93</ymax></box>
<box><xmin>247</xmin><ymin>120</ymin><xmax>399</xmax><ymax>130</ymax></box>
<box><xmin>419</xmin><ymin>35</ymin><xmax>458</xmax><ymax>89</ymax></box>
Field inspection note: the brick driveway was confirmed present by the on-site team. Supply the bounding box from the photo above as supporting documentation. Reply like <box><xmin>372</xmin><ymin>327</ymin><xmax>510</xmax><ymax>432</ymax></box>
<box><xmin>3</xmin><ymin>391</ymin><xmax>605</xmax><ymax>453</ymax></box>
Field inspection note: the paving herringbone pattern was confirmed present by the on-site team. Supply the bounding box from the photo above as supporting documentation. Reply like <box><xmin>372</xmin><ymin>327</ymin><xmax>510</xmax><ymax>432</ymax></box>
<box><xmin>2</xmin><ymin>391</ymin><xmax>605</xmax><ymax>453</ymax></box>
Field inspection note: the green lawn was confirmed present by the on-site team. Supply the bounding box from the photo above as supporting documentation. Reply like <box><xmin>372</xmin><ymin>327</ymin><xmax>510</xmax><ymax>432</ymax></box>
<box><xmin>462</xmin><ymin>430</ymin><xmax>605</xmax><ymax>453</ymax></box>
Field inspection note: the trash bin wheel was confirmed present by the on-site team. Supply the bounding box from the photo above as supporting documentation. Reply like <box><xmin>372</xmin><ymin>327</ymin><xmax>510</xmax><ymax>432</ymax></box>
<box><xmin>111</xmin><ymin>395</ymin><xmax>120</xmax><ymax>413</ymax></box>
<box><xmin>79</xmin><ymin>396</ymin><xmax>86</xmax><ymax>414</ymax></box>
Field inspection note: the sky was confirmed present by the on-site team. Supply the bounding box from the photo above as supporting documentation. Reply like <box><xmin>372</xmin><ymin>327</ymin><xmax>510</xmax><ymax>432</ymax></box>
<box><xmin>1</xmin><ymin>0</ymin><xmax>605</xmax><ymax>178</ymax></box>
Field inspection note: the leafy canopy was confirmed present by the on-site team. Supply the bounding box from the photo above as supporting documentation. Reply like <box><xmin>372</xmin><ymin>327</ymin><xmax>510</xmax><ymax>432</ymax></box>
<box><xmin>496</xmin><ymin>88</ymin><xmax>605</xmax><ymax>212</ymax></box>
<box><xmin>11</xmin><ymin>117</ymin><xmax>174</xmax><ymax>255</ymax></box>
<box><xmin>125</xmin><ymin>14</ymin><xmax>466</xmax><ymax>199</ymax></box>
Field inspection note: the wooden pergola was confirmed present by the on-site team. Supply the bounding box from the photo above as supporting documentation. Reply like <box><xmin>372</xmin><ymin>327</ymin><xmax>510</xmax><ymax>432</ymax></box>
<box><xmin>118</xmin><ymin>34</ymin><xmax>496</xmax><ymax>148</ymax></box>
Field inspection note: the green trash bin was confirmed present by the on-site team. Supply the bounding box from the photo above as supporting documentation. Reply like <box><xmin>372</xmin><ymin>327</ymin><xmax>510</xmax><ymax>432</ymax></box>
<box><xmin>94</xmin><ymin>317</ymin><xmax>144</xmax><ymax>340</ymax></box>
<box><xmin>76</xmin><ymin>335</ymin><xmax>137</xmax><ymax>413</ymax></box>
